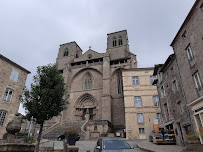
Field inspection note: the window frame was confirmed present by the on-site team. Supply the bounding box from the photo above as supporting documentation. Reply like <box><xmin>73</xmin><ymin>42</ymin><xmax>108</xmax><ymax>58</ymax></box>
<box><xmin>153</xmin><ymin>96</ymin><xmax>159</xmax><ymax>107</ymax></box>
<box><xmin>137</xmin><ymin>113</ymin><xmax>144</xmax><ymax>124</ymax></box>
<box><xmin>132</xmin><ymin>76</ymin><xmax>139</xmax><ymax>86</ymax></box>
<box><xmin>10</xmin><ymin>69</ymin><xmax>19</xmax><ymax>82</ymax></box>
<box><xmin>139</xmin><ymin>128</ymin><xmax>145</xmax><ymax>134</ymax></box>
<box><xmin>193</xmin><ymin>72</ymin><xmax>202</xmax><ymax>90</ymax></box>
<box><xmin>134</xmin><ymin>96</ymin><xmax>142</xmax><ymax>107</ymax></box>
<box><xmin>158</xmin><ymin>72</ymin><xmax>163</xmax><ymax>83</ymax></box>
<box><xmin>160</xmin><ymin>86</ymin><xmax>165</xmax><ymax>98</ymax></box>
<box><xmin>150</xmin><ymin>76</ymin><xmax>156</xmax><ymax>85</ymax></box>
<box><xmin>3</xmin><ymin>88</ymin><xmax>14</xmax><ymax>102</ymax></box>
<box><xmin>172</xmin><ymin>80</ymin><xmax>178</xmax><ymax>93</ymax></box>
<box><xmin>118</xmin><ymin>35</ymin><xmax>123</xmax><ymax>46</ymax></box>
<box><xmin>156</xmin><ymin>113</ymin><xmax>162</xmax><ymax>123</ymax></box>
<box><xmin>113</xmin><ymin>37</ymin><xmax>117</xmax><ymax>47</ymax></box>
<box><xmin>186</xmin><ymin>45</ymin><xmax>195</xmax><ymax>62</ymax></box>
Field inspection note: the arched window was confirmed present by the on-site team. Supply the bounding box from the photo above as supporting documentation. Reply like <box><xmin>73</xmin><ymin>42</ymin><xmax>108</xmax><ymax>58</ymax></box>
<box><xmin>118</xmin><ymin>35</ymin><xmax>122</xmax><ymax>46</ymax></box>
<box><xmin>113</xmin><ymin>37</ymin><xmax>117</xmax><ymax>47</ymax></box>
<box><xmin>76</xmin><ymin>51</ymin><xmax>79</xmax><ymax>58</ymax></box>
<box><xmin>117</xmin><ymin>74</ymin><xmax>122</xmax><ymax>94</ymax></box>
<box><xmin>64</xmin><ymin>48</ymin><xmax>68</xmax><ymax>57</ymax></box>
<box><xmin>84</xmin><ymin>72</ymin><xmax>92</xmax><ymax>90</ymax></box>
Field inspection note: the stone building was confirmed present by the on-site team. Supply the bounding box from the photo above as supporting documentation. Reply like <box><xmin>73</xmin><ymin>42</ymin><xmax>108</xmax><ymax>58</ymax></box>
<box><xmin>170</xmin><ymin>0</ymin><xmax>203</xmax><ymax>144</ymax></box>
<box><xmin>153</xmin><ymin>54</ymin><xmax>192</xmax><ymax>146</ymax></box>
<box><xmin>0</xmin><ymin>54</ymin><xmax>30</xmax><ymax>139</ymax></box>
<box><xmin>122</xmin><ymin>68</ymin><xmax>163</xmax><ymax>139</ymax></box>
<box><xmin>45</xmin><ymin>30</ymin><xmax>138</xmax><ymax>138</ymax></box>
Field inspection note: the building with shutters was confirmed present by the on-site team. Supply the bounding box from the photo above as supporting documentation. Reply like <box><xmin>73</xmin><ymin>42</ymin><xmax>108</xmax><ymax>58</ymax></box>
<box><xmin>0</xmin><ymin>54</ymin><xmax>30</xmax><ymax>139</ymax></box>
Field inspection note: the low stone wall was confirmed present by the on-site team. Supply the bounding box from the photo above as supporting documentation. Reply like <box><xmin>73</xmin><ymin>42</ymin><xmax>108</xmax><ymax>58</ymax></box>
<box><xmin>0</xmin><ymin>143</ymin><xmax>35</xmax><ymax>152</ymax></box>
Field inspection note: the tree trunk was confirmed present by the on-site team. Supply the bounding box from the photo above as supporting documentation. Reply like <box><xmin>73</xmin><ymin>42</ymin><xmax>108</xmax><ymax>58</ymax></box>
<box><xmin>35</xmin><ymin>123</ymin><xmax>44</xmax><ymax>152</ymax></box>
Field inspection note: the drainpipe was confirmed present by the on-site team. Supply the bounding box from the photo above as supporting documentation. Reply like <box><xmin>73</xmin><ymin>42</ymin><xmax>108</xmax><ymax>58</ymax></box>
<box><xmin>174</xmin><ymin>56</ymin><xmax>195</xmax><ymax>134</ymax></box>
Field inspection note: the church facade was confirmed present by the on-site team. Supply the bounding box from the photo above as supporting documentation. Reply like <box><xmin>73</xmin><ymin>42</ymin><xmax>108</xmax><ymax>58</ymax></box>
<box><xmin>56</xmin><ymin>30</ymin><xmax>137</xmax><ymax>135</ymax></box>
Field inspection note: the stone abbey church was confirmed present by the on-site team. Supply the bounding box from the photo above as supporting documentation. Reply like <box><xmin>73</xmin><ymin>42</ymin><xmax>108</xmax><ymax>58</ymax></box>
<box><xmin>51</xmin><ymin>30</ymin><xmax>138</xmax><ymax>137</ymax></box>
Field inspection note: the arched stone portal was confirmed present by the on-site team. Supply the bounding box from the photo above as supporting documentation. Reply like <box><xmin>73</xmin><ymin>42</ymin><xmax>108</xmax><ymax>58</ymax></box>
<box><xmin>75</xmin><ymin>93</ymin><xmax>97</xmax><ymax>121</ymax></box>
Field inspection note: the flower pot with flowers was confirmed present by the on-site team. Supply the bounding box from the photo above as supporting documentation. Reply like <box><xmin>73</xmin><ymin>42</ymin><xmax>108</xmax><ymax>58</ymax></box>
<box><xmin>64</xmin><ymin>128</ymin><xmax>80</xmax><ymax>145</ymax></box>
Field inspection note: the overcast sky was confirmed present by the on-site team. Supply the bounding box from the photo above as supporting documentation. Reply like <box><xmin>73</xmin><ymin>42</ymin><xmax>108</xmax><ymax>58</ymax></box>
<box><xmin>0</xmin><ymin>0</ymin><xmax>195</xmax><ymax>113</ymax></box>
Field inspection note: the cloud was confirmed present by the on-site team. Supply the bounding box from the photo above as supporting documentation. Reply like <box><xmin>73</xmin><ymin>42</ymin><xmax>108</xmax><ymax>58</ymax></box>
<box><xmin>0</xmin><ymin>0</ymin><xmax>195</xmax><ymax>113</ymax></box>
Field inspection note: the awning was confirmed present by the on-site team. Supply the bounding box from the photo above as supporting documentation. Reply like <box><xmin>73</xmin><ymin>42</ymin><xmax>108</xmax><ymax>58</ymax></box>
<box><xmin>164</xmin><ymin>120</ymin><xmax>174</xmax><ymax>126</ymax></box>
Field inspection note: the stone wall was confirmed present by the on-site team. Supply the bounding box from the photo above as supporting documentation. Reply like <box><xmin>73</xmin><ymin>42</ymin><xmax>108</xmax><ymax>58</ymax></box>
<box><xmin>0</xmin><ymin>55</ymin><xmax>30</xmax><ymax>139</ymax></box>
<box><xmin>122</xmin><ymin>68</ymin><xmax>162</xmax><ymax>140</ymax></box>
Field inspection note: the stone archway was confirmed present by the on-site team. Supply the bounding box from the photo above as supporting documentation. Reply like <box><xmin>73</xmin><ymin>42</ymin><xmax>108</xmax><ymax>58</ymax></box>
<box><xmin>74</xmin><ymin>93</ymin><xmax>97</xmax><ymax>121</ymax></box>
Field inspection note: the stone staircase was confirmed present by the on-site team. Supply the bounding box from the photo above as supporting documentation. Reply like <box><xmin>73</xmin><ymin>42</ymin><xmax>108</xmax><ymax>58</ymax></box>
<box><xmin>182</xmin><ymin>144</ymin><xmax>203</xmax><ymax>152</ymax></box>
<box><xmin>43</xmin><ymin>121</ymin><xmax>86</xmax><ymax>140</ymax></box>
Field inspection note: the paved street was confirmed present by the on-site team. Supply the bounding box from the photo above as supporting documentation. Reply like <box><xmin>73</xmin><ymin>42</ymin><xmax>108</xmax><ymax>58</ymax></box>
<box><xmin>40</xmin><ymin>139</ymin><xmax>147</xmax><ymax>152</ymax></box>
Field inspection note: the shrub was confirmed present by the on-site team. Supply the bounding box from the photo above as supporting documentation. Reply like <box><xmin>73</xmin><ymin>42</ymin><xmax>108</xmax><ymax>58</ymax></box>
<box><xmin>186</xmin><ymin>134</ymin><xmax>199</xmax><ymax>140</ymax></box>
<box><xmin>64</xmin><ymin>128</ymin><xmax>79</xmax><ymax>137</ymax></box>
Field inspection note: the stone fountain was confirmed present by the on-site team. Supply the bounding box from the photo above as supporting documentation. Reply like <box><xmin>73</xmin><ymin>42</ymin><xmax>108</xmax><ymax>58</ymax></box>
<box><xmin>0</xmin><ymin>113</ymin><xmax>35</xmax><ymax>152</ymax></box>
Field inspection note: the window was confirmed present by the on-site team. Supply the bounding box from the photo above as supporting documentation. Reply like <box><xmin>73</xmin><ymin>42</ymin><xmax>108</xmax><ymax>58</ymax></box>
<box><xmin>139</xmin><ymin>128</ymin><xmax>145</xmax><ymax>134</ymax></box>
<box><xmin>200</xmin><ymin>2</ymin><xmax>203</xmax><ymax>11</ymax></box>
<box><xmin>3</xmin><ymin>88</ymin><xmax>13</xmax><ymax>102</ymax></box>
<box><xmin>164</xmin><ymin>103</ymin><xmax>169</xmax><ymax>119</ymax></box>
<box><xmin>10</xmin><ymin>69</ymin><xmax>19</xmax><ymax>82</ymax></box>
<box><xmin>134</xmin><ymin>96</ymin><xmax>142</xmax><ymax>107</ymax></box>
<box><xmin>172</xmin><ymin>80</ymin><xmax>178</xmax><ymax>93</ymax></box>
<box><xmin>182</xmin><ymin>30</ymin><xmax>187</xmax><ymax>39</ymax></box>
<box><xmin>118</xmin><ymin>35</ymin><xmax>122</xmax><ymax>46</ymax></box>
<box><xmin>137</xmin><ymin>113</ymin><xmax>144</xmax><ymax>123</ymax></box>
<box><xmin>157</xmin><ymin>113</ymin><xmax>162</xmax><ymax>123</ymax></box>
<box><xmin>150</xmin><ymin>76</ymin><xmax>156</xmax><ymax>85</ymax></box>
<box><xmin>177</xmin><ymin>101</ymin><xmax>183</xmax><ymax>113</ymax></box>
<box><xmin>0</xmin><ymin>110</ymin><xmax>7</xmax><ymax>126</ymax></box>
<box><xmin>84</xmin><ymin>72</ymin><xmax>92</xmax><ymax>90</ymax></box>
<box><xmin>193</xmin><ymin>72</ymin><xmax>202</xmax><ymax>90</ymax></box>
<box><xmin>117</xmin><ymin>74</ymin><xmax>122</xmax><ymax>94</ymax></box>
<box><xmin>64</xmin><ymin>48</ymin><xmax>68</xmax><ymax>56</ymax></box>
<box><xmin>113</xmin><ymin>37</ymin><xmax>117</xmax><ymax>47</ymax></box>
<box><xmin>132</xmin><ymin>76</ymin><xmax>139</xmax><ymax>86</ymax></box>
<box><xmin>153</xmin><ymin>96</ymin><xmax>159</xmax><ymax>107</ymax></box>
<box><xmin>186</xmin><ymin>45</ymin><xmax>195</xmax><ymax>61</ymax></box>
<box><xmin>158</xmin><ymin>72</ymin><xmax>163</xmax><ymax>83</ymax></box>
<box><xmin>160</xmin><ymin>86</ymin><xmax>165</xmax><ymax>98</ymax></box>
<box><xmin>76</xmin><ymin>51</ymin><xmax>79</xmax><ymax>58</ymax></box>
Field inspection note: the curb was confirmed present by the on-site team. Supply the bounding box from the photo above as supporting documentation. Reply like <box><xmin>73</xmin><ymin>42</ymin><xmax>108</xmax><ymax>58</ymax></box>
<box><xmin>137</xmin><ymin>142</ymin><xmax>155</xmax><ymax>152</ymax></box>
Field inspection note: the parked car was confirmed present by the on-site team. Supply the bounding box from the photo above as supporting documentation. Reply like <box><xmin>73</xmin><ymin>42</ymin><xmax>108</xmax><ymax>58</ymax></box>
<box><xmin>94</xmin><ymin>137</ymin><xmax>135</xmax><ymax>152</ymax></box>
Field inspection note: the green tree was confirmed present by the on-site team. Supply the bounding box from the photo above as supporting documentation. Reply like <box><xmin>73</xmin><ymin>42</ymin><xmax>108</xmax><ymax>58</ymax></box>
<box><xmin>21</xmin><ymin>64</ymin><xmax>67</xmax><ymax>152</ymax></box>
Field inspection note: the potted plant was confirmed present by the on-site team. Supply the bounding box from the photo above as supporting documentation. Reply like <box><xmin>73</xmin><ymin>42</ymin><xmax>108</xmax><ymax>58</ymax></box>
<box><xmin>64</xmin><ymin>128</ymin><xmax>80</xmax><ymax>145</ymax></box>
<box><xmin>186</xmin><ymin>134</ymin><xmax>200</xmax><ymax>144</ymax></box>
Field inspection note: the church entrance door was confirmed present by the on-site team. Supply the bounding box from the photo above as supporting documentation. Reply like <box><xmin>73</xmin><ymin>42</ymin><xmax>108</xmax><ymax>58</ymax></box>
<box><xmin>75</xmin><ymin>93</ymin><xmax>97</xmax><ymax>121</ymax></box>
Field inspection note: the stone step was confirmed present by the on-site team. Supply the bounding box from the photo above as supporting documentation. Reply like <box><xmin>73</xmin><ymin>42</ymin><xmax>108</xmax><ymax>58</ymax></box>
<box><xmin>43</xmin><ymin>121</ymin><xmax>85</xmax><ymax>140</ymax></box>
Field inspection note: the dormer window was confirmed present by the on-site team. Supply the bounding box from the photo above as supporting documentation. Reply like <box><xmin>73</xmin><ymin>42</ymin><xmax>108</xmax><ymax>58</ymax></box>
<box><xmin>118</xmin><ymin>35</ymin><xmax>123</xmax><ymax>46</ymax></box>
<box><xmin>64</xmin><ymin>48</ymin><xmax>69</xmax><ymax>57</ymax></box>
<box><xmin>113</xmin><ymin>37</ymin><xmax>117</xmax><ymax>47</ymax></box>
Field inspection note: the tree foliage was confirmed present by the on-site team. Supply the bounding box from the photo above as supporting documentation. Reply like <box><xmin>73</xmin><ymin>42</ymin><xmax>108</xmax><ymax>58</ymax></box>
<box><xmin>21</xmin><ymin>64</ymin><xmax>67</xmax><ymax>152</ymax></box>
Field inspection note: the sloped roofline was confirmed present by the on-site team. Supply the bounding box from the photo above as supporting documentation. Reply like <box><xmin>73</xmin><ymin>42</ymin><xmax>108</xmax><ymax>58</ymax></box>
<box><xmin>60</xmin><ymin>41</ymin><xmax>83</xmax><ymax>52</ymax></box>
<box><xmin>107</xmin><ymin>30</ymin><xmax>127</xmax><ymax>35</ymax></box>
<box><xmin>0</xmin><ymin>54</ymin><xmax>31</xmax><ymax>74</ymax></box>
<box><xmin>170</xmin><ymin>0</ymin><xmax>200</xmax><ymax>46</ymax></box>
